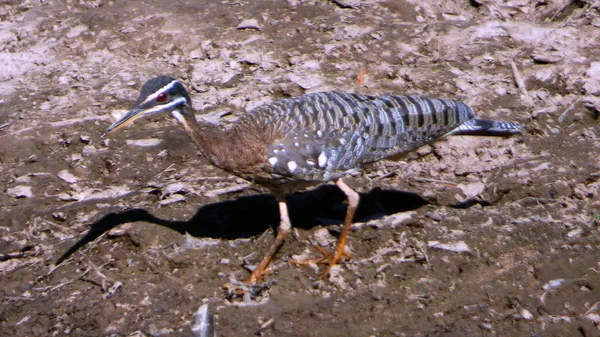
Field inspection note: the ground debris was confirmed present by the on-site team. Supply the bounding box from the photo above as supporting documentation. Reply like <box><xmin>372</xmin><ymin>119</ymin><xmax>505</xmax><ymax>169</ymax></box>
<box><xmin>222</xmin><ymin>278</ymin><xmax>275</xmax><ymax>306</ymax></box>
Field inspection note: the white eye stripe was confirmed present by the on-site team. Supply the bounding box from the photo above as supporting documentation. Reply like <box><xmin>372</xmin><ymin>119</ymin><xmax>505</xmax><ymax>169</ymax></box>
<box><xmin>144</xmin><ymin>96</ymin><xmax>187</xmax><ymax>114</ymax></box>
<box><xmin>141</xmin><ymin>80</ymin><xmax>180</xmax><ymax>105</ymax></box>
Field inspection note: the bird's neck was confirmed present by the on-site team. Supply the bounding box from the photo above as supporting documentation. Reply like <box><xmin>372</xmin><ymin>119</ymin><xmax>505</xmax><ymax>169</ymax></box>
<box><xmin>170</xmin><ymin>109</ymin><xmax>215</xmax><ymax>151</ymax></box>
<box><xmin>170</xmin><ymin>108</ymin><xmax>267</xmax><ymax>173</ymax></box>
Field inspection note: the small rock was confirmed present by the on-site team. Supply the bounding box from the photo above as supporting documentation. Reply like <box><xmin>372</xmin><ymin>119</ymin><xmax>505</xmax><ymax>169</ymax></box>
<box><xmin>425</xmin><ymin>212</ymin><xmax>443</xmax><ymax>222</ymax></box>
<box><xmin>520</xmin><ymin>308</ymin><xmax>534</xmax><ymax>321</ymax></box>
<box><xmin>543</xmin><ymin>278</ymin><xmax>565</xmax><ymax>290</ymax></box>
<box><xmin>52</xmin><ymin>212</ymin><xmax>67</xmax><ymax>221</ymax></box>
<box><xmin>70</xmin><ymin>153</ymin><xmax>83</xmax><ymax>162</ymax></box>
<box><xmin>287</xmin><ymin>73</ymin><xmax>323</xmax><ymax>90</ymax></box>
<box><xmin>57</xmin><ymin>170</ymin><xmax>80</xmax><ymax>184</ymax></box>
<box><xmin>313</xmin><ymin>228</ymin><xmax>335</xmax><ymax>247</ymax></box>
<box><xmin>161</xmin><ymin>182</ymin><xmax>187</xmax><ymax>198</ymax></box>
<box><xmin>531</xmin><ymin>53</ymin><xmax>562</xmax><ymax>64</ymax></box>
<box><xmin>190</xmin><ymin>47</ymin><xmax>205</xmax><ymax>60</ymax></box>
<box><xmin>139</xmin><ymin>296</ymin><xmax>151</xmax><ymax>306</ymax></box>
<box><xmin>125</xmin><ymin>139</ymin><xmax>162</xmax><ymax>147</ymax></box>
<box><xmin>552</xmin><ymin>180</ymin><xmax>571</xmax><ymax>197</ymax></box>
<box><xmin>583</xmin><ymin>62</ymin><xmax>600</xmax><ymax>95</ymax></box>
<box><xmin>14</xmin><ymin>175</ymin><xmax>31</xmax><ymax>183</ymax></box>
<box><xmin>567</xmin><ymin>228</ymin><xmax>582</xmax><ymax>238</ymax></box>
<box><xmin>25</xmin><ymin>155</ymin><xmax>38</xmax><ymax>163</ymax></box>
<box><xmin>66</xmin><ymin>24</ymin><xmax>87</xmax><ymax>38</ymax></box>
<box><xmin>417</xmin><ymin>145</ymin><xmax>433</xmax><ymax>157</ymax></box>
<box><xmin>428</xmin><ymin>240</ymin><xmax>471</xmax><ymax>253</ymax></box>
<box><xmin>458</xmin><ymin>181</ymin><xmax>486</xmax><ymax>199</ymax></box>
<box><xmin>80</xmin><ymin>134</ymin><xmax>91</xmax><ymax>144</ymax></box>
<box><xmin>479</xmin><ymin>323</ymin><xmax>493</xmax><ymax>331</ymax></box>
<box><xmin>383</xmin><ymin>211</ymin><xmax>417</xmax><ymax>228</ymax></box>
<box><xmin>237</xmin><ymin>19</ymin><xmax>261</xmax><ymax>31</ymax></box>
<box><xmin>82</xmin><ymin>145</ymin><xmax>96</xmax><ymax>154</ymax></box>
<box><xmin>159</xmin><ymin>194</ymin><xmax>186</xmax><ymax>206</ymax></box>
<box><xmin>7</xmin><ymin>185</ymin><xmax>33</xmax><ymax>198</ymax></box>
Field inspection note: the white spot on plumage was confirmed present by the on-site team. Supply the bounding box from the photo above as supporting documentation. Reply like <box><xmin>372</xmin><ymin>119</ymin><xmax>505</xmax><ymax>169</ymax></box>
<box><xmin>274</xmin><ymin>149</ymin><xmax>280</xmax><ymax>154</ymax></box>
<box><xmin>317</xmin><ymin>130</ymin><xmax>323</xmax><ymax>137</ymax></box>
<box><xmin>287</xmin><ymin>161</ymin><xmax>298</xmax><ymax>172</ymax></box>
<box><xmin>294</xmin><ymin>142</ymin><xmax>300</xmax><ymax>147</ymax></box>
<box><xmin>339</xmin><ymin>138</ymin><xmax>347</xmax><ymax>145</ymax></box>
<box><xmin>268</xmin><ymin>157</ymin><xmax>278</xmax><ymax>166</ymax></box>
<box><xmin>318</xmin><ymin>152</ymin><xmax>327</xmax><ymax>167</ymax></box>
<box><xmin>306</xmin><ymin>160</ymin><xmax>315</xmax><ymax>166</ymax></box>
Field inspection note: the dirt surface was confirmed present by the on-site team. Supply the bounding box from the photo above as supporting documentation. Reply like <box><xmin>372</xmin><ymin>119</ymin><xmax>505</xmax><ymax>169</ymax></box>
<box><xmin>1</xmin><ymin>0</ymin><xmax>600</xmax><ymax>336</ymax></box>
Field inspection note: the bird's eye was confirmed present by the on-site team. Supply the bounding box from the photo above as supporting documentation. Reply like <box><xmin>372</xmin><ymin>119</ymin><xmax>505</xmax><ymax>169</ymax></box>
<box><xmin>156</xmin><ymin>92</ymin><xmax>168</xmax><ymax>103</ymax></box>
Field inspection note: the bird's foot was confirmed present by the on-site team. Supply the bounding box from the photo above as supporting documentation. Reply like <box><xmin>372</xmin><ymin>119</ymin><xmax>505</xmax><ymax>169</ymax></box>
<box><xmin>246</xmin><ymin>264</ymin><xmax>272</xmax><ymax>284</ymax></box>
<box><xmin>289</xmin><ymin>245</ymin><xmax>352</xmax><ymax>279</ymax></box>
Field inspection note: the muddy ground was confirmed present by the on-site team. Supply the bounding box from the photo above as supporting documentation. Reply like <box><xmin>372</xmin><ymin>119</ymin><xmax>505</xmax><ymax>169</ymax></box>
<box><xmin>1</xmin><ymin>0</ymin><xmax>600</xmax><ymax>336</ymax></box>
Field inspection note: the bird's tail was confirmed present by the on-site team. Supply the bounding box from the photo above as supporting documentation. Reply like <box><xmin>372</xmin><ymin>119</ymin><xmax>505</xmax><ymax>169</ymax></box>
<box><xmin>450</xmin><ymin>118</ymin><xmax>523</xmax><ymax>136</ymax></box>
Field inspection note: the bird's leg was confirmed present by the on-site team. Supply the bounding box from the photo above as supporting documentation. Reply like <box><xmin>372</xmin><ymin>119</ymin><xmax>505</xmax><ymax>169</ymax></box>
<box><xmin>247</xmin><ymin>194</ymin><xmax>291</xmax><ymax>284</ymax></box>
<box><xmin>321</xmin><ymin>178</ymin><xmax>360</xmax><ymax>279</ymax></box>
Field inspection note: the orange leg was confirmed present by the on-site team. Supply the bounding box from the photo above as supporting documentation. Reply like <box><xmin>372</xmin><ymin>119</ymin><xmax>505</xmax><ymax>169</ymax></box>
<box><xmin>321</xmin><ymin>178</ymin><xmax>360</xmax><ymax>279</ymax></box>
<box><xmin>247</xmin><ymin>195</ymin><xmax>291</xmax><ymax>284</ymax></box>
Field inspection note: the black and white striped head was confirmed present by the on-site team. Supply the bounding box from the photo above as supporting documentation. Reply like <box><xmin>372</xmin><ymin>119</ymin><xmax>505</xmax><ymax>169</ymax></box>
<box><xmin>103</xmin><ymin>76</ymin><xmax>192</xmax><ymax>137</ymax></box>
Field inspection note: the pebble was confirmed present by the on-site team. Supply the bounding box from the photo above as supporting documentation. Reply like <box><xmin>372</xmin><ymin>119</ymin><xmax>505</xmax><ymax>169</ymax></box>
<box><xmin>125</xmin><ymin>139</ymin><xmax>162</xmax><ymax>147</ymax></box>
<box><xmin>237</xmin><ymin>19</ymin><xmax>261</xmax><ymax>31</ymax></box>
<box><xmin>313</xmin><ymin>227</ymin><xmax>335</xmax><ymax>247</ymax></box>
<box><xmin>57</xmin><ymin>169</ymin><xmax>80</xmax><ymax>184</ymax></box>
<box><xmin>52</xmin><ymin>212</ymin><xmax>67</xmax><ymax>221</ymax></box>
<box><xmin>428</xmin><ymin>240</ymin><xmax>472</xmax><ymax>253</ymax></box>
<box><xmin>520</xmin><ymin>308</ymin><xmax>534</xmax><ymax>321</ymax></box>
<box><xmin>552</xmin><ymin>180</ymin><xmax>571</xmax><ymax>197</ymax></box>
<box><xmin>531</xmin><ymin>53</ymin><xmax>562</xmax><ymax>64</ymax></box>
<box><xmin>80</xmin><ymin>134</ymin><xmax>91</xmax><ymax>144</ymax></box>
<box><xmin>7</xmin><ymin>185</ymin><xmax>33</xmax><ymax>198</ymax></box>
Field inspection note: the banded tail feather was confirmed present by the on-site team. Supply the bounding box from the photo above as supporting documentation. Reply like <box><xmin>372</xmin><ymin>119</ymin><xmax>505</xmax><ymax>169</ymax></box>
<box><xmin>450</xmin><ymin>118</ymin><xmax>523</xmax><ymax>136</ymax></box>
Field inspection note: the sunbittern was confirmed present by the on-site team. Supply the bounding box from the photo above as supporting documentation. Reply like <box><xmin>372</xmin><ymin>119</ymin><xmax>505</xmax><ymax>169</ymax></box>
<box><xmin>96</xmin><ymin>76</ymin><xmax>521</xmax><ymax>284</ymax></box>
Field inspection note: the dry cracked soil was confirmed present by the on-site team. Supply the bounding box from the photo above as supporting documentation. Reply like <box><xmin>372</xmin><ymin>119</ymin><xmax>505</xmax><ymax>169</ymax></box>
<box><xmin>1</xmin><ymin>0</ymin><xmax>600</xmax><ymax>336</ymax></box>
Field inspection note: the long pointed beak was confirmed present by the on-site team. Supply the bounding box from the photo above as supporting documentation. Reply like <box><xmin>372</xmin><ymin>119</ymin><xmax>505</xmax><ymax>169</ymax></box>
<box><xmin>102</xmin><ymin>107</ymin><xmax>147</xmax><ymax>138</ymax></box>
<box><xmin>102</xmin><ymin>96</ymin><xmax>187</xmax><ymax>138</ymax></box>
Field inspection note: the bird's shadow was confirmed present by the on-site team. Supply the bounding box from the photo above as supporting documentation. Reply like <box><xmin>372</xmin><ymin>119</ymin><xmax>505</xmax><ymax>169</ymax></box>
<box><xmin>56</xmin><ymin>185</ymin><xmax>428</xmax><ymax>264</ymax></box>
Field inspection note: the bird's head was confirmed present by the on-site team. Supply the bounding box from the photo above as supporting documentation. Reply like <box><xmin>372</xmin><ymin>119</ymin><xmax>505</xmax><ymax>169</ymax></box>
<box><xmin>103</xmin><ymin>76</ymin><xmax>192</xmax><ymax>137</ymax></box>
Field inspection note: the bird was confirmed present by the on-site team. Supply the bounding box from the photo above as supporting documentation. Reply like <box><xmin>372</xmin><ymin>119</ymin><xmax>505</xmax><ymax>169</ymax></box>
<box><xmin>100</xmin><ymin>76</ymin><xmax>522</xmax><ymax>284</ymax></box>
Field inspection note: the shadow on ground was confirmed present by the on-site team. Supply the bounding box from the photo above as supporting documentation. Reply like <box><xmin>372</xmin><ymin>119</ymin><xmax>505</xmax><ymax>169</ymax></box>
<box><xmin>56</xmin><ymin>185</ymin><xmax>429</xmax><ymax>264</ymax></box>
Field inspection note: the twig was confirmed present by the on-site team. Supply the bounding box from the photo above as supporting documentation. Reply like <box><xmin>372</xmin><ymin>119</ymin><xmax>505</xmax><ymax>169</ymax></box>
<box><xmin>414</xmin><ymin>239</ymin><xmax>432</xmax><ymax>271</ymax></box>
<box><xmin>558</xmin><ymin>98</ymin><xmax>580</xmax><ymax>123</ymax></box>
<box><xmin>0</xmin><ymin>115</ymin><xmax>111</xmax><ymax>139</ymax></box>
<box><xmin>0</xmin><ymin>122</ymin><xmax>10</xmax><ymax>130</ymax></box>
<box><xmin>0</xmin><ymin>250</ymin><xmax>39</xmax><ymax>261</ymax></box>
<box><xmin>550</xmin><ymin>0</ymin><xmax>574</xmax><ymax>22</ymax></box>
<box><xmin>510</xmin><ymin>60</ymin><xmax>528</xmax><ymax>95</ymax></box>
<box><xmin>410</xmin><ymin>177</ymin><xmax>458</xmax><ymax>186</ymax></box>
<box><xmin>204</xmin><ymin>183</ymin><xmax>251</xmax><ymax>198</ymax></box>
